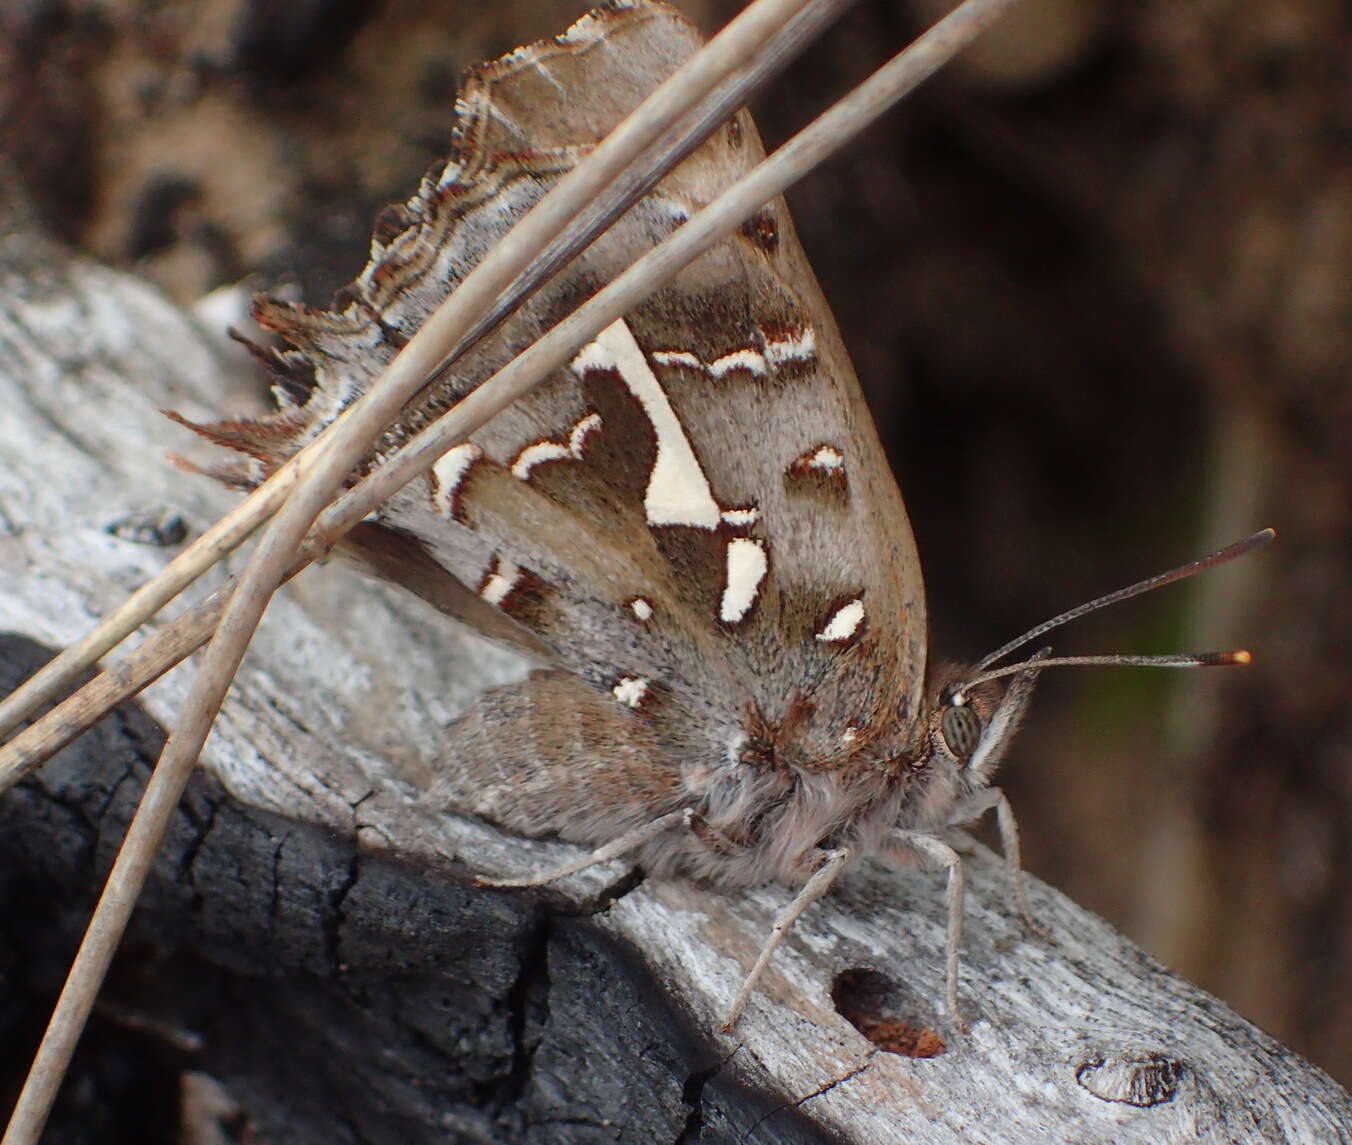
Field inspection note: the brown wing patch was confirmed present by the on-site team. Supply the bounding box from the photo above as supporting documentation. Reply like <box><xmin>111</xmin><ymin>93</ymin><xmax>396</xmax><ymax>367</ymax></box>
<box><xmin>509</xmin><ymin>411</ymin><xmax>603</xmax><ymax>481</ymax></box>
<box><xmin>786</xmin><ymin>443</ymin><xmax>850</xmax><ymax>507</ymax></box>
<box><xmin>566</xmin><ymin>360</ymin><xmax>659</xmax><ymax>523</ymax></box>
<box><xmin>477</xmin><ymin>553</ymin><xmax>551</xmax><ymax>628</ymax></box>
<box><xmin>738</xmin><ymin>208</ymin><xmax>780</xmax><ymax>255</ymax></box>
<box><xmin>428</xmin><ymin>442</ymin><xmax>484</xmax><ymax>522</ymax></box>
<box><xmin>758</xmin><ymin>321</ymin><xmax>818</xmax><ymax>378</ymax></box>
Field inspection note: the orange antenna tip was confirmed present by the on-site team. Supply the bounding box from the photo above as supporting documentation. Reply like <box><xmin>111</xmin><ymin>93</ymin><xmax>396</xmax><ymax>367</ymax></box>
<box><xmin>1200</xmin><ymin>650</ymin><xmax>1252</xmax><ymax>666</ymax></box>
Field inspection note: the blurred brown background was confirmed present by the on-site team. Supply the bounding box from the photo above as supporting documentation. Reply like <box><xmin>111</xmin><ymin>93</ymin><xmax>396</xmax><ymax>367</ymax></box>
<box><xmin>3</xmin><ymin>0</ymin><xmax>1348</xmax><ymax>1089</ymax></box>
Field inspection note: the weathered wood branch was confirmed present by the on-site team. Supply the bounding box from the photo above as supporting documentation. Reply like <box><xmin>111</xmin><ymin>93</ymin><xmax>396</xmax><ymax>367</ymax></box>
<box><xmin>1</xmin><ymin>231</ymin><xmax>1348</xmax><ymax>1143</ymax></box>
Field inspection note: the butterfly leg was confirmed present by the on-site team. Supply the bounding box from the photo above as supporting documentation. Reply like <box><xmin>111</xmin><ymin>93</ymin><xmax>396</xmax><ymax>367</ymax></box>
<box><xmin>721</xmin><ymin>847</ymin><xmax>852</xmax><ymax>1032</ymax></box>
<box><xmin>946</xmin><ymin>787</ymin><xmax>1046</xmax><ymax>938</ymax></box>
<box><xmin>887</xmin><ymin>832</ymin><xmax>965</xmax><ymax>1024</ymax></box>
<box><xmin>476</xmin><ymin>808</ymin><xmax>696</xmax><ymax>888</ymax></box>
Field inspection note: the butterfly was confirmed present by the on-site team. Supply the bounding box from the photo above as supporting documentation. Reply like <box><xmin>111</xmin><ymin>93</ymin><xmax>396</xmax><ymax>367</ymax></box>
<box><xmin>177</xmin><ymin>0</ymin><xmax>1258</xmax><ymax>1031</ymax></box>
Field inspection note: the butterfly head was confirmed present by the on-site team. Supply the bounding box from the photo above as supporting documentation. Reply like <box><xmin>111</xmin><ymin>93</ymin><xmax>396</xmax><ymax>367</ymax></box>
<box><xmin>901</xmin><ymin>529</ymin><xmax>1275</xmax><ymax>801</ymax></box>
<box><xmin>914</xmin><ymin>652</ymin><xmax>1047</xmax><ymax>793</ymax></box>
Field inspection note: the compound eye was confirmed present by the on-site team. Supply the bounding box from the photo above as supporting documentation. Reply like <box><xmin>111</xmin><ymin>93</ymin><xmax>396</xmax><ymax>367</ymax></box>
<box><xmin>941</xmin><ymin>704</ymin><xmax>983</xmax><ymax>761</ymax></box>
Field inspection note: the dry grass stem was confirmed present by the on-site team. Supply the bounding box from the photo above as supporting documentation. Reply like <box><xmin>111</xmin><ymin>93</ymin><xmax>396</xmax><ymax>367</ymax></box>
<box><xmin>0</xmin><ymin>1</ymin><xmax>880</xmax><ymax>1138</ymax></box>
<box><xmin>0</xmin><ymin>0</ymin><xmax>843</xmax><ymax>751</ymax></box>
<box><xmin>2</xmin><ymin>2</ymin><xmax>1025</xmax><ymax>1140</ymax></box>
<box><xmin>0</xmin><ymin>456</ymin><xmax>308</xmax><ymax>742</ymax></box>
<box><xmin>0</xmin><ymin>0</ymin><xmax>1021</xmax><ymax>801</ymax></box>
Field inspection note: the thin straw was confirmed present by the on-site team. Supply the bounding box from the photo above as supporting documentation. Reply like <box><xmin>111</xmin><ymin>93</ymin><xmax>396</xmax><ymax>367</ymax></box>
<box><xmin>0</xmin><ymin>0</ymin><xmax>844</xmax><ymax>746</ymax></box>
<box><xmin>0</xmin><ymin>455</ymin><xmax>307</xmax><ymax>741</ymax></box>
<box><xmin>0</xmin><ymin>0</ymin><xmax>1023</xmax><ymax>802</ymax></box>
<box><xmin>0</xmin><ymin>1</ymin><xmax>863</xmax><ymax>1139</ymax></box>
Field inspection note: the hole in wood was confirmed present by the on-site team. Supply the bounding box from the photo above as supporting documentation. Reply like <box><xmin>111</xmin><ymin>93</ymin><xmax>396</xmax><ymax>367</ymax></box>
<box><xmin>831</xmin><ymin>968</ymin><xmax>946</xmax><ymax>1058</ymax></box>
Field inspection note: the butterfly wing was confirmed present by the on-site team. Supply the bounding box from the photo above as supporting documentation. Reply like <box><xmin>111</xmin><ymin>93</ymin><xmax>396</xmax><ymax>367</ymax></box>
<box><xmin>191</xmin><ymin>2</ymin><xmax>928</xmax><ymax>861</ymax></box>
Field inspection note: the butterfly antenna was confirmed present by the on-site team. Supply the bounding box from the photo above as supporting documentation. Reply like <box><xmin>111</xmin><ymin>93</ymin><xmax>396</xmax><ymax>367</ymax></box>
<box><xmin>955</xmin><ymin>528</ymin><xmax>1274</xmax><ymax>694</ymax></box>
<box><xmin>956</xmin><ymin>649</ymin><xmax>1251</xmax><ymax>694</ymax></box>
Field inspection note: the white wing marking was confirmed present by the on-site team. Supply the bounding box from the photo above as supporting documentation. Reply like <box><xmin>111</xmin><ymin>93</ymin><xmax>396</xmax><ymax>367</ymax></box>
<box><xmin>720</xmin><ymin>538</ymin><xmax>768</xmax><ymax>624</ymax></box>
<box><xmin>572</xmin><ymin>320</ymin><xmax>721</xmax><ymax>529</ymax></box>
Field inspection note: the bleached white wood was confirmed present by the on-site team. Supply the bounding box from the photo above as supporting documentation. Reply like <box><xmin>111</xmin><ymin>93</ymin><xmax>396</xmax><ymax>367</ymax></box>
<box><xmin>2</xmin><ymin>235</ymin><xmax>1349</xmax><ymax>1143</ymax></box>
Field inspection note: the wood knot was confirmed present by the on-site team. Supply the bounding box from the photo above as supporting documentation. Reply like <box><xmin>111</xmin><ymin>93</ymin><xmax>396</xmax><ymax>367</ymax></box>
<box><xmin>105</xmin><ymin>506</ymin><xmax>189</xmax><ymax>547</ymax></box>
<box><xmin>1075</xmin><ymin>1050</ymin><xmax>1185</xmax><ymax>1107</ymax></box>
